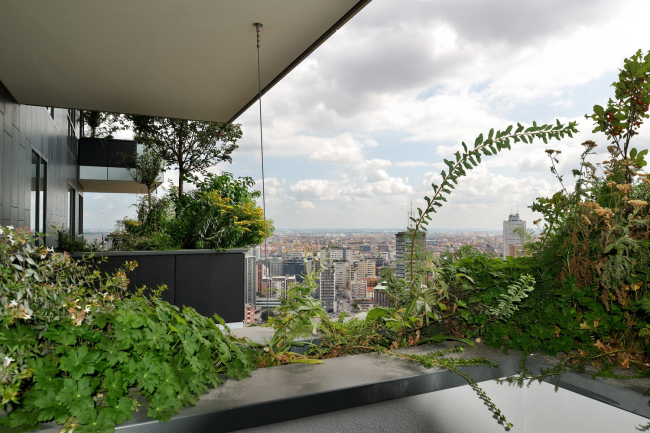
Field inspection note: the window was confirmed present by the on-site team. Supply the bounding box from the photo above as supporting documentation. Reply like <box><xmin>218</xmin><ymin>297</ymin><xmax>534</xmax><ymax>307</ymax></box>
<box><xmin>45</xmin><ymin>106</ymin><xmax>54</xmax><ymax>119</ymax></box>
<box><xmin>68</xmin><ymin>186</ymin><xmax>76</xmax><ymax>238</ymax></box>
<box><xmin>30</xmin><ymin>151</ymin><xmax>47</xmax><ymax>234</ymax></box>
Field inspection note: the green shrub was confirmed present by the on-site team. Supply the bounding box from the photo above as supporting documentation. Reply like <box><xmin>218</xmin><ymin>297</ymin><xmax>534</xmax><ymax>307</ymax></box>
<box><xmin>0</xmin><ymin>226</ymin><xmax>254</xmax><ymax>432</ymax></box>
<box><xmin>169</xmin><ymin>172</ymin><xmax>273</xmax><ymax>250</ymax></box>
<box><xmin>54</xmin><ymin>227</ymin><xmax>106</xmax><ymax>254</ymax></box>
<box><xmin>109</xmin><ymin>172</ymin><xmax>273</xmax><ymax>251</ymax></box>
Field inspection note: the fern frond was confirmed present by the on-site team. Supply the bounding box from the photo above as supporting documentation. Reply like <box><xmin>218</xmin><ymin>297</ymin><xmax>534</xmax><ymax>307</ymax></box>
<box><xmin>487</xmin><ymin>274</ymin><xmax>536</xmax><ymax>321</ymax></box>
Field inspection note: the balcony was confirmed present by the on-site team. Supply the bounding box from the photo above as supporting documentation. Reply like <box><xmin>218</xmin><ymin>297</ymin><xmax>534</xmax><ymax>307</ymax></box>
<box><xmin>77</xmin><ymin>137</ymin><xmax>164</xmax><ymax>194</ymax></box>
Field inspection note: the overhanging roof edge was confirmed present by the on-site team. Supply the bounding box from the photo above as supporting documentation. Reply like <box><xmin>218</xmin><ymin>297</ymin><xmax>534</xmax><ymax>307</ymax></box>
<box><xmin>227</xmin><ymin>0</ymin><xmax>373</xmax><ymax>124</ymax></box>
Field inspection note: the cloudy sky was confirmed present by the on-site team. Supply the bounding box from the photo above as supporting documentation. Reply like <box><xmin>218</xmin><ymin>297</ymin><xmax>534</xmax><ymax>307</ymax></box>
<box><xmin>85</xmin><ymin>0</ymin><xmax>650</xmax><ymax>230</ymax></box>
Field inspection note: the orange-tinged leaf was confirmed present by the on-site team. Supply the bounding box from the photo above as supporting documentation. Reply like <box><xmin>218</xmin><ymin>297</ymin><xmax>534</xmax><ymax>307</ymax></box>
<box><xmin>621</xmin><ymin>357</ymin><xmax>630</xmax><ymax>369</ymax></box>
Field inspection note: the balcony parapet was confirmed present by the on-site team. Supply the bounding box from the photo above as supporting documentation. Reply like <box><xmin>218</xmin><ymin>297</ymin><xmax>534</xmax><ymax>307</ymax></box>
<box><xmin>77</xmin><ymin>137</ymin><xmax>164</xmax><ymax>194</ymax></box>
<box><xmin>33</xmin><ymin>341</ymin><xmax>650</xmax><ymax>432</ymax></box>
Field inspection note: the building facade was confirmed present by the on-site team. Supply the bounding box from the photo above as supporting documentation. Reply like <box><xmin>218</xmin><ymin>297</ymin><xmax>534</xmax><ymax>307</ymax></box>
<box><xmin>333</xmin><ymin>261</ymin><xmax>351</xmax><ymax>292</ymax></box>
<box><xmin>351</xmin><ymin>280</ymin><xmax>368</xmax><ymax>300</ymax></box>
<box><xmin>283</xmin><ymin>258</ymin><xmax>307</xmax><ymax>282</ymax></box>
<box><xmin>318</xmin><ymin>267</ymin><xmax>336</xmax><ymax>312</ymax></box>
<box><xmin>395</xmin><ymin>231</ymin><xmax>426</xmax><ymax>281</ymax></box>
<box><xmin>0</xmin><ymin>83</ymin><xmax>83</xmax><ymax>241</ymax></box>
<box><xmin>503</xmin><ymin>212</ymin><xmax>526</xmax><ymax>259</ymax></box>
<box><xmin>244</xmin><ymin>254</ymin><xmax>257</xmax><ymax>307</ymax></box>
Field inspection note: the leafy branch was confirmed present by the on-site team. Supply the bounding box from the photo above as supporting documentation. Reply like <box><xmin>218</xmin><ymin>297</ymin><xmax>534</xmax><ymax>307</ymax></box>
<box><xmin>485</xmin><ymin>274</ymin><xmax>535</xmax><ymax>322</ymax></box>
<box><xmin>394</xmin><ymin>346</ymin><xmax>513</xmax><ymax>429</ymax></box>
<box><xmin>407</xmin><ymin>120</ymin><xmax>579</xmax><ymax>287</ymax></box>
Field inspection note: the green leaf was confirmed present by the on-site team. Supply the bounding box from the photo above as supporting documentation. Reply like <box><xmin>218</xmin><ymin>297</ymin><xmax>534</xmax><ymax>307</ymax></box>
<box><xmin>147</xmin><ymin>390</ymin><xmax>182</xmax><ymax>423</ymax></box>
<box><xmin>29</xmin><ymin>357</ymin><xmax>62</xmax><ymax>391</ymax></box>
<box><xmin>136</xmin><ymin>358</ymin><xmax>162</xmax><ymax>393</ymax></box>
<box><xmin>474</xmin><ymin>133</ymin><xmax>484</xmax><ymax>147</ymax></box>
<box><xmin>76</xmin><ymin>408</ymin><xmax>115</xmax><ymax>433</ymax></box>
<box><xmin>34</xmin><ymin>392</ymin><xmax>70</xmax><ymax>423</ymax></box>
<box><xmin>59</xmin><ymin>346</ymin><xmax>100</xmax><ymax>379</ymax></box>
<box><xmin>104</xmin><ymin>397</ymin><xmax>135</xmax><ymax>425</ymax></box>
<box><xmin>56</xmin><ymin>377</ymin><xmax>96</xmax><ymax>417</ymax></box>
<box><xmin>366</xmin><ymin>307</ymin><xmax>391</xmax><ymax>322</ymax></box>
<box><xmin>419</xmin><ymin>335</ymin><xmax>477</xmax><ymax>348</ymax></box>
<box><xmin>0</xmin><ymin>325</ymin><xmax>38</xmax><ymax>351</ymax></box>
<box><xmin>103</xmin><ymin>369</ymin><xmax>127</xmax><ymax>406</ymax></box>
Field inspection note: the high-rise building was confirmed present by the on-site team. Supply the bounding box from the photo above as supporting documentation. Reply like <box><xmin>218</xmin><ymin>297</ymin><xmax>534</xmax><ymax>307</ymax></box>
<box><xmin>283</xmin><ymin>258</ymin><xmax>307</xmax><ymax>282</ymax></box>
<box><xmin>285</xmin><ymin>251</ymin><xmax>304</xmax><ymax>261</ymax></box>
<box><xmin>244</xmin><ymin>254</ymin><xmax>257</xmax><ymax>307</ymax></box>
<box><xmin>395</xmin><ymin>231</ymin><xmax>426</xmax><ymax>281</ymax></box>
<box><xmin>305</xmin><ymin>256</ymin><xmax>321</xmax><ymax>277</ymax></box>
<box><xmin>256</xmin><ymin>260</ymin><xmax>268</xmax><ymax>294</ymax></box>
<box><xmin>351</xmin><ymin>280</ymin><xmax>368</xmax><ymax>300</ymax></box>
<box><xmin>323</xmin><ymin>248</ymin><xmax>346</xmax><ymax>261</ymax></box>
<box><xmin>244</xmin><ymin>304</ymin><xmax>256</xmax><ymax>327</ymax></box>
<box><xmin>270</xmin><ymin>275</ymin><xmax>296</xmax><ymax>299</ymax></box>
<box><xmin>352</xmin><ymin>260</ymin><xmax>376</xmax><ymax>281</ymax></box>
<box><xmin>267</xmin><ymin>257</ymin><xmax>284</xmax><ymax>276</ymax></box>
<box><xmin>333</xmin><ymin>261</ymin><xmax>351</xmax><ymax>291</ymax></box>
<box><xmin>503</xmin><ymin>212</ymin><xmax>526</xmax><ymax>259</ymax></box>
<box><xmin>318</xmin><ymin>268</ymin><xmax>336</xmax><ymax>312</ymax></box>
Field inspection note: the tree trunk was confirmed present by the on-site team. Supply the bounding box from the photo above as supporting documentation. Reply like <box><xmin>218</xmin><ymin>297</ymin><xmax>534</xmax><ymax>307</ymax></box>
<box><xmin>178</xmin><ymin>167</ymin><xmax>184</xmax><ymax>199</ymax></box>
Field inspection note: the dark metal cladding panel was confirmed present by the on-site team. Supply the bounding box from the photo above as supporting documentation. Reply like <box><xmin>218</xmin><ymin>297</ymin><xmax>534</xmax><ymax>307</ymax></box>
<box><xmin>17</xmin><ymin>135</ymin><xmax>26</xmax><ymax>213</ymax></box>
<box><xmin>211</xmin><ymin>253</ymin><xmax>244</xmax><ymax>323</ymax></box>
<box><xmin>77</xmin><ymin>137</ymin><xmax>108</xmax><ymax>166</ymax></box>
<box><xmin>0</xmin><ymin>127</ymin><xmax>3</xmax><ymax>206</ymax></box>
<box><xmin>10</xmin><ymin>129</ymin><xmax>19</xmax><ymax>205</ymax></box>
<box><xmin>130</xmin><ymin>254</ymin><xmax>175</xmax><ymax>306</ymax></box>
<box><xmin>2</xmin><ymin>131</ymin><xmax>11</xmax><ymax>221</ymax></box>
<box><xmin>11</xmin><ymin>96</ymin><xmax>19</xmax><ymax>129</ymax></box>
<box><xmin>175</xmin><ymin>254</ymin><xmax>213</xmax><ymax>318</ymax></box>
<box><xmin>0</xmin><ymin>83</ymin><xmax>5</xmax><ymax>114</ymax></box>
<box><xmin>107</xmin><ymin>140</ymin><xmax>137</xmax><ymax>168</ymax></box>
<box><xmin>3</xmin><ymin>99</ymin><xmax>12</xmax><ymax>135</ymax></box>
<box><xmin>24</xmin><ymin>105</ymin><xmax>32</xmax><ymax>145</ymax></box>
<box><xmin>94</xmin><ymin>255</ymin><xmax>137</xmax><ymax>291</ymax></box>
<box><xmin>19</xmin><ymin>104</ymin><xmax>26</xmax><ymax>147</ymax></box>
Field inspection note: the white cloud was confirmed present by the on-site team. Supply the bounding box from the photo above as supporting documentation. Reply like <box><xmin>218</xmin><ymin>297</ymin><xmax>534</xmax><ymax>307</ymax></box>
<box><xmin>289</xmin><ymin>179</ymin><xmax>335</xmax><ymax>201</ymax></box>
<box><xmin>295</xmin><ymin>201</ymin><xmax>316</xmax><ymax>210</ymax></box>
<box><xmin>395</xmin><ymin>161</ymin><xmax>432</xmax><ymax>168</ymax></box>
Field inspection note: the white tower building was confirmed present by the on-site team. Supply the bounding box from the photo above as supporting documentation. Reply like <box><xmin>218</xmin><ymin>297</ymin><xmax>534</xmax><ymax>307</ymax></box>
<box><xmin>503</xmin><ymin>212</ymin><xmax>526</xmax><ymax>259</ymax></box>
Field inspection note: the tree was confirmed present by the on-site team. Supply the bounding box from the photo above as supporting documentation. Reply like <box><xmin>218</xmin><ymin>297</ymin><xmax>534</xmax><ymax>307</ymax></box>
<box><xmin>79</xmin><ymin>111</ymin><xmax>122</xmax><ymax>138</ymax></box>
<box><xmin>127</xmin><ymin>116</ymin><xmax>242</xmax><ymax>198</ymax></box>
<box><xmin>123</xmin><ymin>148</ymin><xmax>164</xmax><ymax>208</ymax></box>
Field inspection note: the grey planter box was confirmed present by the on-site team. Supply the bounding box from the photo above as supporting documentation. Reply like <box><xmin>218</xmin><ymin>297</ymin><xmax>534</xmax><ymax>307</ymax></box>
<box><xmin>74</xmin><ymin>249</ymin><xmax>246</xmax><ymax>323</ymax></box>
